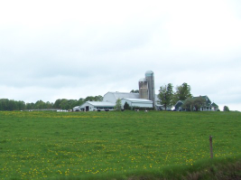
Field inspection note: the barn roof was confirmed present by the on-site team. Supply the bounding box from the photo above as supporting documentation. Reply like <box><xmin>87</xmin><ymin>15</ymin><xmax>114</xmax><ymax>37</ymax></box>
<box><xmin>122</xmin><ymin>98</ymin><xmax>153</xmax><ymax>103</ymax></box>
<box><xmin>103</xmin><ymin>92</ymin><xmax>160</xmax><ymax>103</ymax></box>
<box><xmin>111</xmin><ymin>92</ymin><xmax>139</xmax><ymax>99</ymax></box>
<box><xmin>87</xmin><ymin>101</ymin><xmax>115</xmax><ymax>107</ymax></box>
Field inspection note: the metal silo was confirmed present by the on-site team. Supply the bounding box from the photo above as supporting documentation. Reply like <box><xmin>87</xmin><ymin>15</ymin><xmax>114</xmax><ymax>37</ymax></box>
<box><xmin>145</xmin><ymin>70</ymin><xmax>156</xmax><ymax>109</ymax></box>
<box><xmin>139</xmin><ymin>78</ymin><xmax>149</xmax><ymax>99</ymax></box>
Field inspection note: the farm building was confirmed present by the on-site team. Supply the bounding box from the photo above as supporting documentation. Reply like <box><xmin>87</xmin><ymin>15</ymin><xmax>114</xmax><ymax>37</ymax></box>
<box><xmin>121</xmin><ymin>98</ymin><xmax>153</xmax><ymax>109</ymax></box>
<box><xmin>174</xmin><ymin>96</ymin><xmax>219</xmax><ymax>111</ymax></box>
<box><xmin>73</xmin><ymin>70</ymin><xmax>163</xmax><ymax>111</ymax></box>
<box><xmin>211</xmin><ymin>102</ymin><xmax>219</xmax><ymax>111</ymax></box>
<box><xmin>103</xmin><ymin>92</ymin><xmax>139</xmax><ymax>104</ymax></box>
<box><xmin>73</xmin><ymin>101</ymin><xmax>115</xmax><ymax>112</ymax></box>
<box><xmin>103</xmin><ymin>91</ymin><xmax>161</xmax><ymax>109</ymax></box>
<box><xmin>101</xmin><ymin>70</ymin><xmax>159</xmax><ymax>109</ymax></box>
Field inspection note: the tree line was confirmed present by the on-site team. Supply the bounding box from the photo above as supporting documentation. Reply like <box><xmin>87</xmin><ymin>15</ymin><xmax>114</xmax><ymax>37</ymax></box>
<box><xmin>0</xmin><ymin>95</ymin><xmax>103</xmax><ymax>111</ymax></box>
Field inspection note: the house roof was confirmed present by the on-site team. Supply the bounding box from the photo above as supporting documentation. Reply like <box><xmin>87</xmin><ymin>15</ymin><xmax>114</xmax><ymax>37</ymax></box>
<box><xmin>175</xmin><ymin>100</ymin><xmax>184</xmax><ymax>106</ymax></box>
<box><xmin>193</xmin><ymin>95</ymin><xmax>211</xmax><ymax>105</ymax></box>
<box><xmin>174</xmin><ymin>100</ymin><xmax>184</xmax><ymax>110</ymax></box>
<box><xmin>73</xmin><ymin>106</ymin><xmax>80</xmax><ymax>110</ymax></box>
<box><xmin>193</xmin><ymin>95</ymin><xmax>210</xmax><ymax>100</ymax></box>
<box><xmin>211</xmin><ymin>102</ymin><xmax>219</xmax><ymax>107</ymax></box>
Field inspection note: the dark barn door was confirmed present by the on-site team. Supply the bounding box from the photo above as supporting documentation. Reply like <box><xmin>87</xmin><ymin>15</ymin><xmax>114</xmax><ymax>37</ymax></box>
<box><xmin>86</xmin><ymin>106</ymin><xmax>89</xmax><ymax>111</ymax></box>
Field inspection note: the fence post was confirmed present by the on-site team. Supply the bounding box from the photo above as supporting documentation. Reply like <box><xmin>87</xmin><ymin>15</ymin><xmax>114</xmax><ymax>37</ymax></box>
<box><xmin>209</xmin><ymin>136</ymin><xmax>213</xmax><ymax>159</ymax></box>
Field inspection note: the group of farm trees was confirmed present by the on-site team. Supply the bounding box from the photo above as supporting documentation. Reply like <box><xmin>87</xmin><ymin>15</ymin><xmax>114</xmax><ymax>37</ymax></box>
<box><xmin>159</xmin><ymin>83</ymin><xmax>230</xmax><ymax>111</ymax></box>
<box><xmin>158</xmin><ymin>82</ymin><xmax>193</xmax><ymax>110</ymax></box>
<box><xmin>54</xmin><ymin>96</ymin><xmax>103</xmax><ymax>110</ymax></box>
<box><xmin>0</xmin><ymin>99</ymin><xmax>26</xmax><ymax>111</ymax></box>
<box><xmin>130</xmin><ymin>90</ymin><xmax>139</xmax><ymax>93</ymax></box>
<box><xmin>181</xmin><ymin>97</ymin><xmax>206</xmax><ymax>111</ymax></box>
<box><xmin>0</xmin><ymin>95</ymin><xmax>103</xmax><ymax>111</ymax></box>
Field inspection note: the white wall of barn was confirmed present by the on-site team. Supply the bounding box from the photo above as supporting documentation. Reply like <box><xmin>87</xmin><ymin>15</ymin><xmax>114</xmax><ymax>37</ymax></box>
<box><xmin>103</xmin><ymin>93</ymin><xmax>115</xmax><ymax>103</ymax></box>
<box><xmin>79</xmin><ymin>102</ymin><xmax>95</xmax><ymax>111</ymax></box>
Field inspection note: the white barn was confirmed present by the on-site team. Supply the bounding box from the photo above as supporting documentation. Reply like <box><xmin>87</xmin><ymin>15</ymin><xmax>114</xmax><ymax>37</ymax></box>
<box><xmin>72</xmin><ymin>92</ymin><xmax>162</xmax><ymax>112</ymax></box>
<box><xmin>103</xmin><ymin>92</ymin><xmax>139</xmax><ymax>104</ymax></box>
<box><xmin>74</xmin><ymin>101</ymin><xmax>115</xmax><ymax>112</ymax></box>
<box><xmin>72</xmin><ymin>71</ymin><xmax>166</xmax><ymax>111</ymax></box>
<box><xmin>121</xmin><ymin>98</ymin><xmax>153</xmax><ymax>109</ymax></box>
<box><xmin>103</xmin><ymin>91</ymin><xmax>161</xmax><ymax>109</ymax></box>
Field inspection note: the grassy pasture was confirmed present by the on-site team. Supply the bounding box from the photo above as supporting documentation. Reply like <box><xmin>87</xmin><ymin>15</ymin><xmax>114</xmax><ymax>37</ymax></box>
<box><xmin>0</xmin><ymin>111</ymin><xmax>241</xmax><ymax>180</ymax></box>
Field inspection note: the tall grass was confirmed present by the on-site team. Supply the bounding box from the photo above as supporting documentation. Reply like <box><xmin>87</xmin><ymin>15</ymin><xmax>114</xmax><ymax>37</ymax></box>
<box><xmin>0</xmin><ymin>111</ymin><xmax>240</xmax><ymax>179</ymax></box>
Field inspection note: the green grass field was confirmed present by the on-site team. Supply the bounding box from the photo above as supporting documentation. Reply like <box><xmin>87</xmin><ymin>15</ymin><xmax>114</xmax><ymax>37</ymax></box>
<box><xmin>0</xmin><ymin>111</ymin><xmax>241</xmax><ymax>180</ymax></box>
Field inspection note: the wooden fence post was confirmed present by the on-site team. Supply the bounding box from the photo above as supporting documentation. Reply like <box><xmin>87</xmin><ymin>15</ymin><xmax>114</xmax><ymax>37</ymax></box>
<box><xmin>209</xmin><ymin>136</ymin><xmax>213</xmax><ymax>159</ymax></box>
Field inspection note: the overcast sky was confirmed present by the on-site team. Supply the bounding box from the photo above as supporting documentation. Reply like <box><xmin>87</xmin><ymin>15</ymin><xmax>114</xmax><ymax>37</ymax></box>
<box><xmin>0</xmin><ymin>0</ymin><xmax>241</xmax><ymax>111</ymax></box>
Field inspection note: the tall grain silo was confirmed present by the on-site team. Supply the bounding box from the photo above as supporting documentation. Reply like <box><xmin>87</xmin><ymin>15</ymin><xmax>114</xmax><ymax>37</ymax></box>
<box><xmin>139</xmin><ymin>78</ymin><xmax>149</xmax><ymax>99</ymax></box>
<box><xmin>145</xmin><ymin>70</ymin><xmax>156</xmax><ymax>109</ymax></box>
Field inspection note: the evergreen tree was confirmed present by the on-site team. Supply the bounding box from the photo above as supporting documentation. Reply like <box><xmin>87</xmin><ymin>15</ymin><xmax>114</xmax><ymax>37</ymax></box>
<box><xmin>124</xmin><ymin>102</ymin><xmax>131</xmax><ymax>110</ymax></box>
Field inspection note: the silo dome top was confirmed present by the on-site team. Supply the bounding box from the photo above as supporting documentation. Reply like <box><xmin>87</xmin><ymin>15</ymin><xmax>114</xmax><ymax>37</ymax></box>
<box><xmin>139</xmin><ymin>78</ymin><xmax>146</xmax><ymax>82</ymax></box>
<box><xmin>145</xmin><ymin>70</ymin><xmax>154</xmax><ymax>77</ymax></box>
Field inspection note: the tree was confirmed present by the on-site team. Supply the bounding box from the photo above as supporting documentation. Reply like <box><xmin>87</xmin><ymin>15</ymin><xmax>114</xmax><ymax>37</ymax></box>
<box><xmin>182</xmin><ymin>97</ymin><xmax>205</xmax><ymax>111</ymax></box>
<box><xmin>0</xmin><ymin>99</ymin><xmax>9</xmax><ymax>110</ymax></box>
<box><xmin>130</xmin><ymin>90</ymin><xmax>139</xmax><ymax>93</ymax></box>
<box><xmin>158</xmin><ymin>83</ymin><xmax>174</xmax><ymax>110</ymax></box>
<box><xmin>84</xmin><ymin>95</ymin><xmax>103</xmax><ymax>102</ymax></box>
<box><xmin>223</xmin><ymin>106</ymin><xmax>230</xmax><ymax>112</ymax></box>
<box><xmin>114</xmin><ymin>99</ymin><xmax>122</xmax><ymax>111</ymax></box>
<box><xmin>18</xmin><ymin>101</ymin><xmax>26</xmax><ymax>110</ymax></box>
<box><xmin>8</xmin><ymin>100</ymin><xmax>17</xmax><ymax>111</ymax></box>
<box><xmin>84</xmin><ymin>96</ymin><xmax>95</xmax><ymax>101</ymax></box>
<box><xmin>124</xmin><ymin>102</ymin><xmax>131</xmax><ymax>110</ymax></box>
<box><xmin>35</xmin><ymin>100</ymin><xmax>50</xmax><ymax>109</ymax></box>
<box><xmin>192</xmin><ymin>97</ymin><xmax>206</xmax><ymax>111</ymax></box>
<box><xmin>77</xmin><ymin>98</ymin><xmax>84</xmax><ymax>106</ymax></box>
<box><xmin>173</xmin><ymin>83</ymin><xmax>192</xmax><ymax>103</ymax></box>
<box><xmin>182</xmin><ymin>98</ymin><xmax>193</xmax><ymax>111</ymax></box>
<box><xmin>54</xmin><ymin>99</ymin><xmax>62</xmax><ymax>108</ymax></box>
<box><xmin>26</xmin><ymin>102</ymin><xmax>35</xmax><ymax>109</ymax></box>
<box><xmin>59</xmin><ymin>99</ymin><xmax>70</xmax><ymax>110</ymax></box>
<box><xmin>94</xmin><ymin>95</ymin><xmax>103</xmax><ymax>101</ymax></box>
